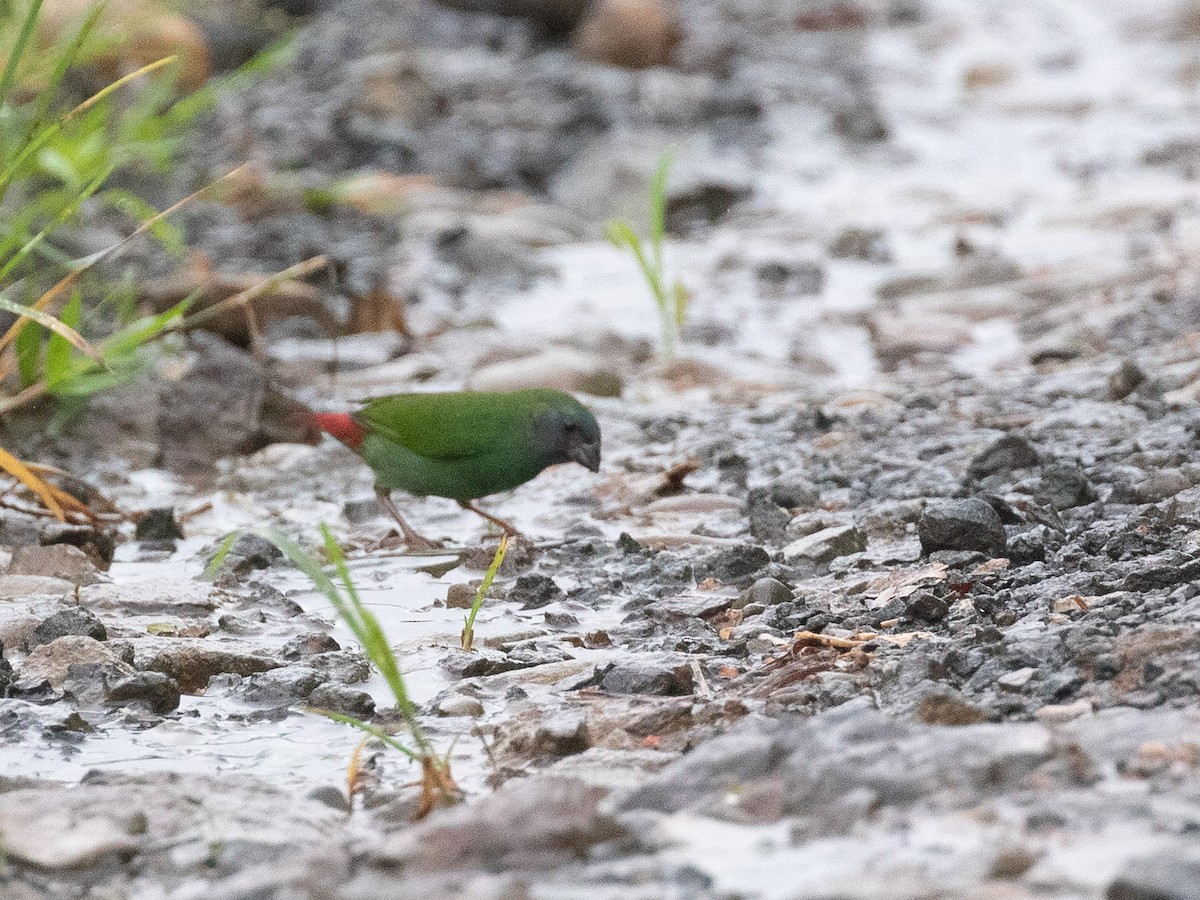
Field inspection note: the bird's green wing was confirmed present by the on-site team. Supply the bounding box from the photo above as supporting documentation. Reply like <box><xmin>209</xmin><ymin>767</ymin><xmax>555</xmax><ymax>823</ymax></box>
<box><xmin>354</xmin><ymin>392</ymin><xmax>524</xmax><ymax>461</ymax></box>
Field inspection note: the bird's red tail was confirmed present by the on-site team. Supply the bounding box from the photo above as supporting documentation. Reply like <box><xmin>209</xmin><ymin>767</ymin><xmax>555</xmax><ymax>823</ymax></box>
<box><xmin>309</xmin><ymin>411</ymin><xmax>366</xmax><ymax>449</ymax></box>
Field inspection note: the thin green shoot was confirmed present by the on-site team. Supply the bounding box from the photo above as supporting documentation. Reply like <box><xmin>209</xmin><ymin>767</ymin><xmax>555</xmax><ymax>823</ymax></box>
<box><xmin>0</xmin><ymin>164</ymin><xmax>112</xmax><ymax>283</ymax></box>
<box><xmin>321</xmin><ymin>710</ymin><xmax>418</xmax><ymax>762</ymax></box>
<box><xmin>244</xmin><ymin>524</ymin><xmax>460</xmax><ymax>815</ymax></box>
<box><xmin>201</xmin><ymin>531</ymin><xmax>240</xmax><ymax>578</ymax></box>
<box><xmin>27</xmin><ymin>1</ymin><xmax>105</xmax><ymax>143</ymax></box>
<box><xmin>203</xmin><ymin>529</ymin><xmax>425</xmax><ymax>763</ymax></box>
<box><xmin>461</xmin><ymin>534</ymin><xmax>508</xmax><ymax>651</ymax></box>
<box><xmin>605</xmin><ymin>149</ymin><xmax>689</xmax><ymax>360</ymax></box>
<box><xmin>0</xmin><ymin>0</ymin><xmax>45</xmax><ymax>107</ymax></box>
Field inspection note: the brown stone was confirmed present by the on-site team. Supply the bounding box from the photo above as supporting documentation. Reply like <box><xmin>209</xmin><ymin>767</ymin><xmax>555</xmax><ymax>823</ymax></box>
<box><xmin>142</xmin><ymin>645</ymin><xmax>281</xmax><ymax>693</ymax></box>
<box><xmin>573</xmin><ymin>0</ymin><xmax>680</xmax><ymax>70</ymax></box>
<box><xmin>917</xmin><ymin>690</ymin><xmax>989</xmax><ymax>726</ymax></box>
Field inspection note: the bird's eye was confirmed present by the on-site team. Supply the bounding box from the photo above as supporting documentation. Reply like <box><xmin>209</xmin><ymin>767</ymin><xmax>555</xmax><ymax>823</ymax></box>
<box><xmin>564</xmin><ymin>421</ymin><xmax>578</xmax><ymax>433</ymax></box>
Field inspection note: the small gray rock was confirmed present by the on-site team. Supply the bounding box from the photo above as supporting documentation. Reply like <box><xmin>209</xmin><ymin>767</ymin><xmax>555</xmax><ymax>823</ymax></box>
<box><xmin>105</xmin><ymin>671</ymin><xmax>181</xmax><ymax>715</ymax></box>
<box><xmin>28</xmin><ymin>608</ymin><xmax>107</xmax><ymax>648</ymax></box>
<box><xmin>240</xmin><ymin>666</ymin><xmax>326</xmax><ymax>705</ymax></box>
<box><xmin>1106</xmin><ymin>849</ymin><xmax>1200</xmax><ymax>900</ymax></box>
<box><xmin>308</xmin><ymin>682</ymin><xmax>376</xmax><ymax>718</ymax></box>
<box><xmin>142</xmin><ymin>645</ymin><xmax>281</xmax><ymax>693</ymax></box>
<box><xmin>746</xmin><ymin>488</ymin><xmax>790</xmax><ymax>543</ymax></box>
<box><xmin>735</xmin><ymin>578</ymin><xmax>793</xmax><ymax>609</ymax></box>
<box><xmin>1108</xmin><ymin>359</ymin><xmax>1147</xmax><ymax>401</ymax></box>
<box><xmin>755</xmin><ymin>259</ymin><xmax>825</xmax><ymax>296</ymax></box>
<box><xmin>280</xmin><ymin>633</ymin><xmax>341</xmax><ymax>660</ymax></box>
<box><xmin>596</xmin><ymin>655</ymin><xmax>693</xmax><ymax>696</ymax></box>
<box><xmin>9</xmin><ymin>544</ymin><xmax>99</xmax><ymax>585</ymax></box>
<box><xmin>21</xmin><ymin>636</ymin><xmax>120</xmax><ymax>688</ymax></box>
<box><xmin>134</xmin><ymin>508</ymin><xmax>184</xmax><ymax>542</ymax></box>
<box><xmin>223</xmin><ymin>533</ymin><xmax>284</xmax><ymax>572</ymax></box>
<box><xmin>829</xmin><ymin>226</ymin><xmax>890</xmax><ymax>262</ymax></box>
<box><xmin>783</xmin><ymin>525</ymin><xmax>867</xmax><ymax>563</ymax></box>
<box><xmin>434</xmin><ymin>694</ymin><xmax>485</xmax><ymax>717</ymax></box>
<box><xmin>905</xmin><ymin>593</ymin><xmax>949</xmax><ymax>623</ymax></box>
<box><xmin>698</xmin><ymin>544</ymin><xmax>770</xmax><ymax>585</ymax></box>
<box><xmin>445</xmin><ymin>583</ymin><xmax>477</xmax><ymax>609</ymax></box>
<box><xmin>1034</xmin><ymin>462</ymin><xmax>1094</xmax><ymax>511</ymax></box>
<box><xmin>967</xmin><ymin>434</ymin><xmax>1039</xmax><ymax>480</ymax></box>
<box><xmin>506</xmin><ymin>574</ymin><xmax>565</xmax><ymax>609</ymax></box>
<box><xmin>918</xmin><ymin>498</ymin><xmax>1006</xmax><ymax>557</ymax></box>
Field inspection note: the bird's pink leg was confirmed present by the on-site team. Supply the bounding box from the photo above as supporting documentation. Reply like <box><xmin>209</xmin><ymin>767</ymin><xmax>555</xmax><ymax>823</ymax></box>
<box><xmin>376</xmin><ymin>488</ymin><xmax>441</xmax><ymax>550</ymax></box>
<box><xmin>457</xmin><ymin>500</ymin><xmax>522</xmax><ymax>537</ymax></box>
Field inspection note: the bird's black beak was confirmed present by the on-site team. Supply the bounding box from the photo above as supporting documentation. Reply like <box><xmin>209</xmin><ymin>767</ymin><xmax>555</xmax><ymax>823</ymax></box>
<box><xmin>568</xmin><ymin>440</ymin><xmax>601</xmax><ymax>473</ymax></box>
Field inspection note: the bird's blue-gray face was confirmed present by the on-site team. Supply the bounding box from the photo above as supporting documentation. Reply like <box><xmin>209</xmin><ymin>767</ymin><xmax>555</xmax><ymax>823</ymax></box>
<box><xmin>533</xmin><ymin>404</ymin><xmax>602</xmax><ymax>472</ymax></box>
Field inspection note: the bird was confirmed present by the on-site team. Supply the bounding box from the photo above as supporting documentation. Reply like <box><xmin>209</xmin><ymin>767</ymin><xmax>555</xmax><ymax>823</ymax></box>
<box><xmin>308</xmin><ymin>388</ymin><xmax>601</xmax><ymax>547</ymax></box>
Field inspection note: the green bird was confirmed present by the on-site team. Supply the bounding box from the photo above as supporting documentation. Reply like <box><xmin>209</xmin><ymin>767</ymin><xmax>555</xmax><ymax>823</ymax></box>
<box><xmin>308</xmin><ymin>388</ymin><xmax>601</xmax><ymax>546</ymax></box>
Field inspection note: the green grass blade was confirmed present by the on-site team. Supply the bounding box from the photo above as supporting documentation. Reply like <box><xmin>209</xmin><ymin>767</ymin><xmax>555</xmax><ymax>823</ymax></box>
<box><xmin>672</xmin><ymin>279</ymin><xmax>688</xmax><ymax>329</ymax></box>
<box><xmin>318</xmin><ymin>524</ymin><xmax>426</xmax><ymax>749</ymax></box>
<box><xmin>605</xmin><ymin>220</ymin><xmax>665</xmax><ymax>311</ymax></box>
<box><xmin>463</xmin><ymin>534</ymin><xmax>508</xmax><ymax>646</ymax></box>
<box><xmin>14</xmin><ymin>317</ymin><xmax>40</xmax><ymax>388</ymax></box>
<box><xmin>309</xmin><ymin>710</ymin><xmax>419</xmax><ymax>761</ymax></box>
<box><xmin>0</xmin><ymin>0</ymin><xmax>45</xmax><ymax>107</ymax></box>
<box><xmin>649</xmin><ymin>148</ymin><xmax>673</xmax><ymax>273</ymax></box>
<box><xmin>29</xmin><ymin>1</ymin><xmax>106</xmax><ymax>139</ymax></box>
<box><xmin>0</xmin><ymin>164</ymin><xmax>111</xmax><ymax>283</ymax></box>
<box><xmin>213</xmin><ymin>526</ymin><xmax>436</xmax><ymax>761</ymax></box>
<box><xmin>44</xmin><ymin>289</ymin><xmax>80</xmax><ymax>385</ymax></box>
<box><xmin>0</xmin><ymin>56</ymin><xmax>175</xmax><ymax>204</ymax></box>
<box><xmin>201</xmin><ymin>531</ymin><xmax>240</xmax><ymax>580</ymax></box>
<box><xmin>0</xmin><ymin>292</ymin><xmax>102</xmax><ymax>363</ymax></box>
<box><xmin>100</xmin><ymin>294</ymin><xmax>192</xmax><ymax>358</ymax></box>
<box><xmin>47</xmin><ymin>367</ymin><xmax>134</xmax><ymax>397</ymax></box>
<box><xmin>101</xmin><ymin>188</ymin><xmax>185</xmax><ymax>254</ymax></box>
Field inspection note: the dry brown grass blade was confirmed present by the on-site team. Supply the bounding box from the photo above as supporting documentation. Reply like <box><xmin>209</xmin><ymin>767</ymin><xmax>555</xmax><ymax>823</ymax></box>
<box><xmin>0</xmin><ymin>379</ymin><xmax>47</xmax><ymax>415</ymax></box>
<box><xmin>0</xmin><ymin>446</ymin><xmax>63</xmax><ymax>519</ymax></box>
<box><xmin>0</xmin><ymin>295</ymin><xmax>101</xmax><ymax>363</ymax></box>
<box><xmin>167</xmin><ymin>255</ymin><xmax>329</xmax><ymax>334</ymax></box>
<box><xmin>0</xmin><ymin>446</ymin><xmax>96</xmax><ymax>521</ymax></box>
<box><xmin>0</xmin><ymin>163</ymin><xmax>250</xmax><ymax>356</ymax></box>
<box><xmin>346</xmin><ymin>736</ymin><xmax>371</xmax><ymax>815</ymax></box>
<box><xmin>413</xmin><ymin>755</ymin><xmax>461</xmax><ymax>821</ymax></box>
<box><xmin>63</xmin><ymin>57</ymin><xmax>178</xmax><ymax>124</ymax></box>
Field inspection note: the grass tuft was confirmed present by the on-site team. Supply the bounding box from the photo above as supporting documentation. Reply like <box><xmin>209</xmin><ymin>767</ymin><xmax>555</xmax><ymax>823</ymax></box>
<box><xmin>605</xmin><ymin>149</ymin><xmax>689</xmax><ymax>360</ymax></box>
<box><xmin>212</xmin><ymin>524</ymin><xmax>460</xmax><ymax>818</ymax></box>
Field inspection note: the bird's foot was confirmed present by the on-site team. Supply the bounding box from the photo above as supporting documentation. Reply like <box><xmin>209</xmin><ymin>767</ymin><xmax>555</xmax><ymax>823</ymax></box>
<box><xmin>376</xmin><ymin>489</ymin><xmax>444</xmax><ymax>552</ymax></box>
<box><xmin>400</xmin><ymin>531</ymin><xmax>444</xmax><ymax>552</ymax></box>
<box><xmin>372</xmin><ymin>531</ymin><xmax>445</xmax><ymax>553</ymax></box>
<box><xmin>457</xmin><ymin>500</ymin><xmax>522</xmax><ymax>538</ymax></box>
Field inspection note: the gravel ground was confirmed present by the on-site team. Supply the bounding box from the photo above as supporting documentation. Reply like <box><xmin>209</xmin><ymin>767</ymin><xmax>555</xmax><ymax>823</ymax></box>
<box><xmin>5</xmin><ymin>0</ymin><xmax>1200</xmax><ymax>898</ymax></box>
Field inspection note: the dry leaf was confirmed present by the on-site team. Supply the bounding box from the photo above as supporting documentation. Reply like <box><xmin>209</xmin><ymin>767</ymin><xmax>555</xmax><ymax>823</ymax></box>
<box><xmin>656</xmin><ymin>458</ymin><xmax>699</xmax><ymax>496</ymax></box>
<box><xmin>348</xmin><ymin>279</ymin><xmax>408</xmax><ymax>335</ymax></box>
<box><xmin>866</xmin><ymin>562</ymin><xmax>949</xmax><ymax>607</ymax></box>
<box><xmin>970</xmin><ymin>557</ymin><xmax>1010</xmax><ymax>576</ymax></box>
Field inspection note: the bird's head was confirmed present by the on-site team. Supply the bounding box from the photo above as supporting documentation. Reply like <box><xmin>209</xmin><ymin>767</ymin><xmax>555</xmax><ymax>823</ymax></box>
<box><xmin>530</xmin><ymin>392</ymin><xmax>602</xmax><ymax>473</ymax></box>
